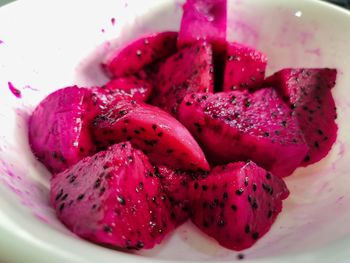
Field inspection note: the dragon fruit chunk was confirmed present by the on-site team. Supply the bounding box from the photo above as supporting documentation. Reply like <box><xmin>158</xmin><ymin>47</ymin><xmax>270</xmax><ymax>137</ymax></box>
<box><xmin>178</xmin><ymin>88</ymin><xmax>309</xmax><ymax>177</ymax></box>
<box><xmin>156</xmin><ymin>165</ymin><xmax>194</xmax><ymax>225</ymax></box>
<box><xmin>152</xmin><ymin>41</ymin><xmax>214</xmax><ymax>116</ymax></box>
<box><xmin>265</xmin><ymin>68</ymin><xmax>337</xmax><ymax>165</ymax></box>
<box><xmin>104</xmin><ymin>32</ymin><xmax>178</xmax><ymax>78</ymax></box>
<box><xmin>51</xmin><ymin>142</ymin><xmax>174</xmax><ymax>249</ymax></box>
<box><xmin>29</xmin><ymin>86</ymin><xmax>100</xmax><ymax>174</ymax></box>
<box><xmin>189</xmin><ymin>161</ymin><xmax>289</xmax><ymax>251</ymax></box>
<box><xmin>92</xmin><ymin>99</ymin><xmax>210</xmax><ymax>171</ymax></box>
<box><xmin>177</xmin><ymin>0</ymin><xmax>226</xmax><ymax>91</ymax></box>
<box><xmin>223</xmin><ymin>42</ymin><xmax>267</xmax><ymax>91</ymax></box>
<box><xmin>92</xmin><ymin>75</ymin><xmax>153</xmax><ymax>107</ymax></box>
<box><xmin>178</xmin><ymin>0</ymin><xmax>227</xmax><ymax>52</ymax></box>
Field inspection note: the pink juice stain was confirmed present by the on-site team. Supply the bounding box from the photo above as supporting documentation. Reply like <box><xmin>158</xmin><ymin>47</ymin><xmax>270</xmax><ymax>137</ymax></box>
<box><xmin>0</xmin><ymin>39</ymin><xmax>3</xmax><ymax>45</ymax></box>
<box><xmin>8</xmin><ymin>82</ymin><xmax>22</xmax><ymax>98</ymax></box>
<box><xmin>111</xmin><ymin>17</ymin><xmax>116</xmax><ymax>26</ymax></box>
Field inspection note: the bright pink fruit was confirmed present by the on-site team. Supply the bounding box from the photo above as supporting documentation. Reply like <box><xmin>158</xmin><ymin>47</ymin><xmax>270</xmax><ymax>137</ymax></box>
<box><xmin>92</xmin><ymin>75</ymin><xmax>153</xmax><ymax>107</ymax></box>
<box><xmin>178</xmin><ymin>0</ymin><xmax>227</xmax><ymax>51</ymax></box>
<box><xmin>190</xmin><ymin>161</ymin><xmax>289</xmax><ymax>251</ymax></box>
<box><xmin>104</xmin><ymin>32</ymin><xmax>178</xmax><ymax>78</ymax></box>
<box><xmin>92</xmin><ymin>99</ymin><xmax>209</xmax><ymax>171</ymax></box>
<box><xmin>178</xmin><ymin>88</ymin><xmax>308</xmax><ymax>177</ymax></box>
<box><xmin>29</xmin><ymin>86</ymin><xmax>99</xmax><ymax>174</ymax></box>
<box><xmin>152</xmin><ymin>41</ymin><xmax>214</xmax><ymax>116</ymax></box>
<box><xmin>223</xmin><ymin>42</ymin><xmax>267</xmax><ymax>91</ymax></box>
<box><xmin>265</xmin><ymin>68</ymin><xmax>338</xmax><ymax>165</ymax></box>
<box><xmin>51</xmin><ymin>142</ymin><xmax>174</xmax><ymax>249</ymax></box>
<box><xmin>156</xmin><ymin>165</ymin><xmax>194</xmax><ymax>225</ymax></box>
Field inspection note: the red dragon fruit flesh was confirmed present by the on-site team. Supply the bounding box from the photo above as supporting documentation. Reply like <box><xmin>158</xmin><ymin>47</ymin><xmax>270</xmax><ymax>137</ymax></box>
<box><xmin>92</xmin><ymin>75</ymin><xmax>153</xmax><ymax>108</ymax></box>
<box><xmin>265</xmin><ymin>68</ymin><xmax>338</xmax><ymax>165</ymax></box>
<box><xmin>104</xmin><ymin>31</ymin><xmax>178</xmax><ymax>78</ymax></box>
<box><xmin>29</xmin><ymin>86</ymin><xmax>100</xmax><ymax>174</ymax></box>
<box><xmin>156</xmin><ymin>165</ymin><xmax>195</xmax><ymax>225</ymax></box>
<box><xmin>178</xmin><ymin>88</ymin><xmax>309</xmax><ymax>177</ymax></box>
<box><xmin>92</xmin><ymin>99</ymin><xmax>209</xmax><ymax>171</ymax></box>
<box><xmin>151</xmin><ymin>41</ymin><xmax>214</xmax><ymax>116</ymax></box>
<box><xmin>189</xmin><ymin>161</ymin><xmax>289</xmax><ymax>251</ymax></box>
<box><xmin>51</xmin><ymin>142</ymin><xmax>174</xmax><ymax>249</ymax></box>
<box><xmin>178</xmin><ymin>0</ymin><xmax>227</xmax><ymax>52</ymax></box>
<box><xmin>223</xmin><ymin>42</ymin><xmax>267</xmax><ymax>91</ymax></box>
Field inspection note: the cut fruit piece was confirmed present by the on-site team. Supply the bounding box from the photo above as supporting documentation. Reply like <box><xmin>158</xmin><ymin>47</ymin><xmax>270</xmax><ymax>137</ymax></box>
<box><xmin>152</xmin><ymin>41</ymin><xmax>214</xmax><ymax>116</ymax></box>
<box><xmin>190</xmin><ymin>161</ymin><xmax>289</xmax><ymax>251</ymax></box>
<box><xmin>29</xmin><ymin>86</ymin><xmax>100</xmax><ymax>174</ymax></box>
<box><xmin>265</xmin><ymin>68</ymin><xmax>337</xmax><ymax>165</ymax></box>
<box><xmin>178</xmin><ymin>0</ymin><xmax>227</xmax><ymax>51</ymax></box>
<box><xmin>92</xmin><ymin>99</ymin><xmax>210</xmax><ymax>171</ymax></box>
<box><xmin>104</xmin><ymin>32</ymin><xmax>178</xmax><ymax>78</ymax></box>
<box><xmin>223</xmin><ymin>42</ymin><xmax>267</xmax><ymax>91</ymax></box>
<box><xmin>92</xmin><ymin>75</ymin><xmax>153</xmax><ymax>107</ymax></box>
<box><xmin>156</xmin><ymin>165</ymin><xmax>194</xmax><ymax>226</ymax></box>
<box><xmin>178</xmin><ymin>88</ymin><xmax>308</xmax><ymax>177</ymax></box>
<box><xmin>51</xmin><ymin>142</ymin><xmax>174</xmax><ymax>249</ymax></box>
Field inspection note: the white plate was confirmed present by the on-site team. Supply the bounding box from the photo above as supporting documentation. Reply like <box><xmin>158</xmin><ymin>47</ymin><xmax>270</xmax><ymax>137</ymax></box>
<box><xmin>1</xmin><ymin>0</ymin><xmax>350</xmax><ymax>262</ymax></box>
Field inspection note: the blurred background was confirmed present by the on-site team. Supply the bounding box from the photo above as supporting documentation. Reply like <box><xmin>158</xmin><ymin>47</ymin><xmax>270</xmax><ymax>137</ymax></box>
<box><xmin>0</xmin><ymin>0</ymin><xmax>349</xmax><ymax>8</ymax></box>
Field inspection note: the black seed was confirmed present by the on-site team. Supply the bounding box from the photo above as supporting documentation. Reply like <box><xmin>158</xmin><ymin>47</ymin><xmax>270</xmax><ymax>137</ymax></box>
<box><xmin>304</xmin><ymin>155</ymin><xmax>311</xmax><ymax>162</ymax></box>
<box><xmin>252</xmin><ymin>199</ymin><xmax>258</xmax><ymax>209</ymax></box>
<box><xmin>223</xmin><ymin>192</ymin><xmax>228</xmax><ymax>200</ymax></box>
<box><xmin>252</xmin><ymin>232</ymin><xmax>259</xmax><ymax>240</ymax></box>
<box><xmin>119</xmin><ymin>110</ymin><xmax>128</xmax><ymax>116</ymax></box>
<box><xmin>152</xmin><ymin>124</ymin><xmax>157</xmax><ymax>130</ymax></box>
<box><xmin>157</xmin><ymin>132</ymin><xmax>163</xmax><ymax>137</ymax></box>
<box><xmin>202</xmin><ymin>185</ymin><xmax>208</xmax><ymax>191</ymax></box>
<box><xmin>231</xmin><ymin>204</ymin><xmax>237</xmax><ymax>211</ymax></box>
<box><xmin>59</xmin><ymin>203</ymin><xmax>65</xmax><ymax>212</ymax></box>
<box><xmin>134</xmin><ymin>129</ymin><xmax>140</xmax><ymax>134</ymax></box>
<box><xmin>136</xmin><ymin>241</ymin><xmax>144</xmax><ymax>249</ymax></box>
<box><xmin>117</xmin><ymin>195</ymin><xmax>126</xmax><ymax>205</ymax></box>
<box><xmin>128</xmin><ymin>156</ymin><xmax>133</xmax><ymax>161</ymax></box>
<box><xmin>69</xmin><ymin>175</ymin><xmax>76</xmax><ymax>183</ymax></box>
<box><xmin>203</xmin><ymin>220</ymin><xmax>210</xmax><ymax>228</ymax></box>
<box><xmin>244</xmin><ymin>177</ymin><xmax>249</xmax><ymax>187</ymax></box>
<box><xmin>314</xmin><ymin>141</ymin><xmax>319</xmax><ymax>148</ymax></box>
<box><xmin>237</xmin><ymin>253</ymin><xmax>245</xmax><ymax>260</ymax></box>
<box><xmin>263</xmin><ymin>132</ymin><xmax>270</xmax><ymax>137</ymax></box>
<box><xmin>274</xmin><ymin>130</ymin><xmax>281</xmax><ymax>135</ymax></box>
<box><xmin>77</xmin><ymin>194</ymin><xmax>85</xmax><ymax>201</ymax></box>
<box><xmin>55</xmin><ymin>189</ymin><xmax>63</xmax><ymax>201</ymax></box>
<box><xmin>247</xmin><ymin>195</ymin><xmax>252</xmax><ymax>203</ymax></box>
<box><xmin>317</xmin><ymin>129</ymin><xmax>324</xmax><ymax>135</ymax></box>
<box><xmin>218</xmin><ymin>219</ymin><xmax>225</xmax><ymax>227</ymax></box>
<box><xmin>236</xmin><ymin>188</ymin><xmax>244</xmax><ymax>195</ymax></box>
<box><xmin>99</xmin><ymin>187</ymin><xmax>106</xmax><ymax>195</ymax></box>
<box><xmin>253</xmin><ymin>183</ymin><xmax>257</xmax><ymax>192</ymax></box>
<box><xmin>92</xmin><ymin>204</ymin><xmax>97</xmax><ymax>209</ymax></box>
<box><xmin>186</xmin><ymin>101</ymin><xmax>192</xmax><ymax>106</ymax></box>
<box><xmin>194</xmin><ymin>182</ymin><xmax>199</xmax><ymax>190</ymax></box>
<box><xmin>268</xmin><ymin>210</ymin><xmax>273</xmax><ymax>218</ymax></box>
<box><xmin>290</xmin><ymin>103</ymin><xmax>296</xmax><ymax>110</ymax></box>
<box><xmin>103</xmin><ymin>225</ymin><xmax>113</xmax><ymax>233</ymax></box>
<box><xmin>166</xmin><ymin>149</ymin><xmax>174</xmax><ymax>154</ymax></box>
<box><xmin>61</xmin><ymin>193</ymin><xmax>68</xmax><ymax>201</ymax></box>
<box><xmin>94</xmin><ymin>178</ymin><xmax>101</xmax><ymax>188</ymax></box>
<box><xmin>244</xmin><ymin>99</ymin><xmax>251</xmax><ymax>107</ymax></box>
<box><xmin>281</xmin><ymin>120</ymin><xmax>287</xmax><ymax>127</ymax></box>
<box><xmin>266</xmin><ymin>173</ymin><xmax>272</xmax><ymax>180</ymax></box>
<box><xmin>245</xmin><ymin>224</ymin><xmax>250</xmax><ymax>234</ymax></box>
<box><xmin>79</xmin><ymin>147</ymin><xmax>84</xmax><ymax>153</ymax></box>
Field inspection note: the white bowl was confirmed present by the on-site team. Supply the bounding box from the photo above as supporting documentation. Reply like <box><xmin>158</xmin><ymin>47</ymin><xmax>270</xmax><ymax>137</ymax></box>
<box><xmin>1</xmin><ymin>0</ymin><xmax>350</xmax><ymax>262</ymax></box>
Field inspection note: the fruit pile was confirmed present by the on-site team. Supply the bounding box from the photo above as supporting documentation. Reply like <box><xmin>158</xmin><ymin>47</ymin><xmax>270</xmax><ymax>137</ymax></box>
<box><xmin>28</xmin><ymin>0</ymin><xmax>338</xmax><ymax>252</ymax></box>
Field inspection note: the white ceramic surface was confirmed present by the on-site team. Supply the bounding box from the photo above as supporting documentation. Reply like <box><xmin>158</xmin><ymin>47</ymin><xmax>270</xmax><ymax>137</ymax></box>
<box><xmin>0</xmin><ymin>0</ymin><xmax>350</xmax><ymax>262</ymax></box>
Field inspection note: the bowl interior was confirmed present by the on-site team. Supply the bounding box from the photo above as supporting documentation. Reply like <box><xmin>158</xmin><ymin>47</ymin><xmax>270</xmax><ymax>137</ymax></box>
<box><xmin>1</xmin><ymin>0</ymin><xmax>350</xmax><ymax>262</ymax></box>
